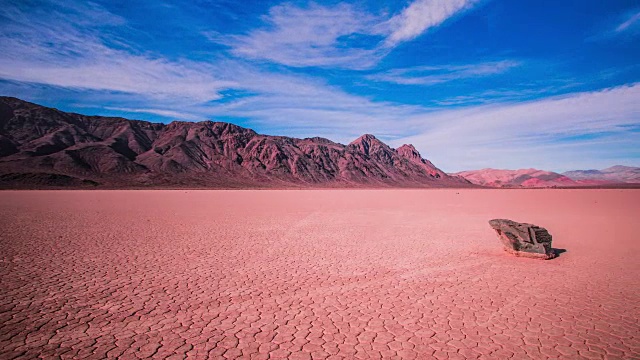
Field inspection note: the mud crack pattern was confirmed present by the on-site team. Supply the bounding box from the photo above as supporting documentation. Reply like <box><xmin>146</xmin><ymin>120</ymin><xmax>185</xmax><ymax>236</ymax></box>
<box><xmin>1</xmin><ymin>190</ymin><xmax>639</xmax><ymax>359</ymax></box>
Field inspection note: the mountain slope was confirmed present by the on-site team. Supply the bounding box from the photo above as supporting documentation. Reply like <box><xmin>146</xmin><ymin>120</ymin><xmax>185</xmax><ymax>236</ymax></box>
<box><xmin>563</xmin><ymin>166</ymin><xmax>640</xmax><ymax>183</ymax></box>
<box><xmin>0</xmin><ymin>96</ymin><xmax>472</xmax><ymax>188</ymax></box>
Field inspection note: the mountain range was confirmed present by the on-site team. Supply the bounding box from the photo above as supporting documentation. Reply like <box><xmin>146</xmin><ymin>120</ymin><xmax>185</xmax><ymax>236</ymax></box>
<box><xmin>1</xmin><ymin>96</ymin><xmax>637</xmax><ymax>189</ymax></box>
<box><xmin>0</xmin><ymin>97</ymin><xmax>472</xmax><ymax>188</ymax></box>
<box><xmin>562</xmin><ymin>166</ymin><xmax>640</xmax><ymax>184</ymax></box>
<box><xmin>453</xmin><ymin>167</ymin><xmax>640</xmax><ymax>188</ymax></box>
<box><xmin>452</xmin><ymin>168</ymin><xmax>578</xmax><ymax>188</ymax></box>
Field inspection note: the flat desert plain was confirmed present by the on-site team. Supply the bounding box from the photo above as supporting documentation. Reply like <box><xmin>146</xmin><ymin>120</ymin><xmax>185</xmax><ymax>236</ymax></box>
<box><xmin>0</xmin><ymin>189</ymin><xmax>639</xmax><ymax>360</ymax></box>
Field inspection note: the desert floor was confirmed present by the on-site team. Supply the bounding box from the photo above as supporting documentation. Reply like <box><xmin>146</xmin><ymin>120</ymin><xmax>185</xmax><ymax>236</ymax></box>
<box><xmin>0</xmin><ymin>189</ymin><xmax>639</xmax><ymax>359</ymax></box>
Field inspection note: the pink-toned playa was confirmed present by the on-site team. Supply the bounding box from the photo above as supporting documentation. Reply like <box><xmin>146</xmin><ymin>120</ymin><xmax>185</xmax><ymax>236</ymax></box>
<box><xmin>1</xmin><ymin>189</ymin><xmax>639</xmax><ymax>359</ymax></box>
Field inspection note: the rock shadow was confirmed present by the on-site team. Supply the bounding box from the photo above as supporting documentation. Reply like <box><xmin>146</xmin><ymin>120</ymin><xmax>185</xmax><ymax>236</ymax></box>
<box><xmin>552</xmin><ymin>248</ymin><xmax>567</xmax><ymax>258</ymax></box>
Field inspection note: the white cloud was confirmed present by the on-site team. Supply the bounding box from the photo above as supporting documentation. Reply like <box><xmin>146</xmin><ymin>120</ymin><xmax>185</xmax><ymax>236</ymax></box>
<box><xmin>221</xmin><ymin>0</ymin><xmax>480</xmax><ymax>69</ymax></box>
<box><xmin>385</xmin><ymin>0</ymin><xmax>478</xmax><ymax>46</ymax></box>
<box><xmin>368</xmin><ymin>60</ymin><xmax>519</xmax><ymax>85</ymax></box>
<box><xmin>225</xmin><ymin>3</ymin><xmax>385</xmax><ymax>69</ymax></box>
<box><xmin>104</xmin><ymin>107</ymin><xmax>205</xmax><ymax>122</ymax></box>
<box><xmin>390</xmin><ymin>84</ymin><xmax>640</xmax><ymax>172</ymax></box>
<box><xmin>588</xmin><ymin>9</ymin><xmax>640</xmax><ymax>41</ymax></box>
<box><xmin>0</xmin><ymin>53</ymin><xmax>234</xmax><ymax>103</ymax></box>
<box><xmin>0</xmin><ymin>1</ymin><xmax>233</xmax><ymax>103</ymax></box>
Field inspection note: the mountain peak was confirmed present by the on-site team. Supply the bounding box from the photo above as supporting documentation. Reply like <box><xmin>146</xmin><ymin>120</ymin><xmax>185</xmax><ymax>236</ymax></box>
<box><xmin>349</xmin><ymin>133</ymin><xmax>379</xmax><ymax>145</ymax></box>
<box><xmin>348</xmin><ymin>133</ymin><xmax>392</xmax><ymax>156</ymax></box>
<box><xmin>398</xmin><ymin>143</ymin><xmax>417</xmax><ymax>150</ymax></box>
<box><xmin>397</xmin><ymin>144</ymin><xmax>421</xmax><ymax>159</ymax></box>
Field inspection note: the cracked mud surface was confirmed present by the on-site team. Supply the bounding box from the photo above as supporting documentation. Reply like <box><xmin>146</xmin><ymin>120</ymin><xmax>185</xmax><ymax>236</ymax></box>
<box><xmin>1</xmin><ymin>189</ymin><xmax>639</xmax><ymax>359</ymax></box>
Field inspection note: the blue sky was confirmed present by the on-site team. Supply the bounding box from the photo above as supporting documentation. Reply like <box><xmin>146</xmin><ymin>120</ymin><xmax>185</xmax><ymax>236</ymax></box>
<box><xmin>0</xmin><ymin>0</ymin><xmax>638</xmax><ymax>172</ymax></box>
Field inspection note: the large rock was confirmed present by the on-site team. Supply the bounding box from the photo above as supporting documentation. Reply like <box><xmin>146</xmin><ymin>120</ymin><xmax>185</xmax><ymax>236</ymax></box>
<box><xmin>489</xmin><ymin>219</ymin><xmax>555</xmax><ymax>259</ymax></box>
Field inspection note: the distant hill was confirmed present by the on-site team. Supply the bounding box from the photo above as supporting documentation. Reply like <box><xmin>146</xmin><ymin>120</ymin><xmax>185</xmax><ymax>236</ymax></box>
<box><xmin>454</xmin><ymin>166</ymin><xmax>640</xmax><ymax>188</ymax></box>
<box><xmin>563</xmin><ymin>166</ymin><xmax>640</xmax><ymax>183</ymax></box>
<box><xmin>0</xmin><ymin>96</ymin><xmax>473</xmax><ymax>188</ymax></box>
<box><xmin>452</xmin><ymin>168</ymin><xmax>580</xmax><ymax>188</ymax></box>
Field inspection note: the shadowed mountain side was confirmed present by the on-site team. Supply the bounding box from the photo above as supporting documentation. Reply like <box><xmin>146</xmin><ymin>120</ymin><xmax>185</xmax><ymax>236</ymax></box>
<box><xmin>0</xmin><ymin>97</ymin><xmax>474</xmax><ymax>188</ymax></box>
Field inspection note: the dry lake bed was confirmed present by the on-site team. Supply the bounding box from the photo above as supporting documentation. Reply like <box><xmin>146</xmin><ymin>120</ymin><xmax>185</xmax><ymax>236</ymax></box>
<box><xmin>1</xmin><ymin>189</ymin><xmax>639</xmax><ymax>359</ymax></box>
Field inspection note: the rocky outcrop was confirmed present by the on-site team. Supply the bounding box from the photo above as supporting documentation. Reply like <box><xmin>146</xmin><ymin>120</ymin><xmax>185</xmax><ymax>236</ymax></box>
<box><xmin>0</xmin><ymin>96</ymin><xmax>474</xmax><ymax>188</ymax></box>
<box><xmin>397</xmin><ymin>144</ymin><xmax>445</xmax><ymax>178</ymax></box>
<box><xmin>489</xmin><ymin>219</ymin><xmax>555</xmax><ymax>259</ymax></box>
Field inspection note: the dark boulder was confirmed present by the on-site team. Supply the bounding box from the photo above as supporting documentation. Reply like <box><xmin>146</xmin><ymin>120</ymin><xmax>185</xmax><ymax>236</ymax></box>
<box><xmin>489</xmin><ymin>219</ymin><xmax>555</xmax><ymax>259</ymax></box>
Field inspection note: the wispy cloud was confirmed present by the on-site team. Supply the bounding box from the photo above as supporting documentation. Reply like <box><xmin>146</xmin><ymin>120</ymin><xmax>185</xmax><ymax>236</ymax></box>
<box><xmin>104</xmin><ymin>107</ymin><xmax>205</xmax><ymax>122</ymax></box>
<box><xmin>588</xmin><ymin>8</ymin><xmax>640</xmax><ymax>41</ymax></box>
<box><xmin>368</xmin><ymin>60</ymin><xmax>519</xmax><ymax>85</ymax></box>
<box><xmin>616</xmin><ymin>10</ymin><xmax>640</xmax><ymax>32</ymax></box>
<box><xmin>0</xmin><ymin>1</ymin><xmax>233</xmax><ymax>103</ymax></box>
<box><xmin>432</xmin><ymin>79</ymin><xmax>583</xmax><ymax>106</ymax></box>
<box><xmin>219</xmin><ymin>0</ymin><xmax>481</xmax><ymax>69</ymax></box>
<box><xmin>384</xmin><ymin>0</ymin><xmax>479</xmax><ymax>46</ymax></box>
<box><xmin>391</xmin><ymin>83</ymin><xmax>640</xmax><ymax>172</ymax></box>
<box><xmin>222</xmin><ymin>2</ymin><xmax>385</xmax><ymax>69</ymax></box>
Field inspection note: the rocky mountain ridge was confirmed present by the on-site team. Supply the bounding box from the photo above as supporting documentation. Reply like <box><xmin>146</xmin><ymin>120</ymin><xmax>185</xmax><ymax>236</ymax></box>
<box><xmin>0</xmin><ymin>96</ymin><xmax>472</xmax><ymax>188</ymax></box>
